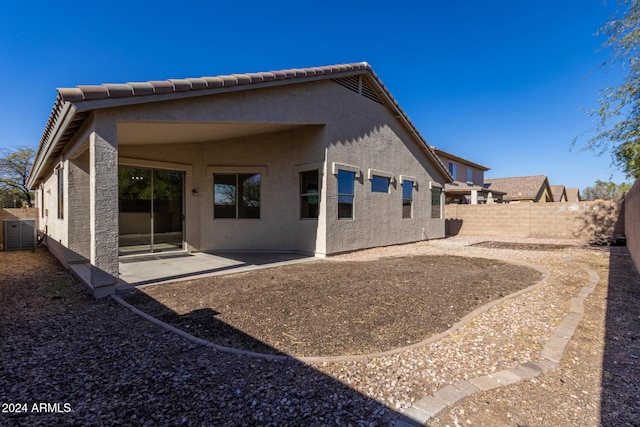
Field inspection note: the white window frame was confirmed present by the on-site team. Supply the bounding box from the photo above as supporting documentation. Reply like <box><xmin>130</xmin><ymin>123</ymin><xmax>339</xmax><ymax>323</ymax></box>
<box><xmin>367</xmin><ymin>168</ymin><xmax>394</xmax><ymax>194</ymax></box>
<box><xmin>299</xmin><ymin>169</ymin><xmax>320</xmax><ymax>219</ymax></box>
<box><xmin>213</xmin><ymin>172</ymin><xmax>262</xmax><ymax>219</ymax></box>
<box><xmin>56</xmin><ymin>165</ymin><xmax>64</xmax><ymax>220</ymax></box>
<box><xmin>332</xmin><ymin>162</ymin><xmax>360</xmax><ymax>220</ymax></box>
<box><xmin>336</xmin><ymin>169</ymin><xmax>356</xmax><ymax>220</ymax></box>
<box><xmin>448</xmin><ymin>162</ymin><xmax>457</xmax><ymax>180</ymax></box>
<box><xmin>401</xmin><ymin>179</ymin><xmax>414</xmax><ymax>219</ymax></box>
<box><xmin>207</xmin><ymin>166</ymin><xmax>267</xmax><ymax>220</ymax></box>
<box><xmin>430</xmin><ymin>181</ymin><xmax>443</xmax><ymax>219</ymax></box>
<box><xmin>40</xmin><ymin>184</ymin><xmax>45</xmax><ymax>218</ymax></box>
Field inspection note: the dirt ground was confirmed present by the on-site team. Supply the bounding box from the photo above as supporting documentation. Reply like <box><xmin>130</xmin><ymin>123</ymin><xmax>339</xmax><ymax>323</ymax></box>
<box><xmin>0</xmin><ymin>247</ymin><xmax>400</xmax><ymax>425</ymax></box>
<box><xmin>121</xmin><ymin>254</ymin><xmax>542</xmax><ymax>357</ymax></box>
<box><xmin>0</xmin><ymin>247</ymin><xmax>91</xmax><ymax>314</ymax></box>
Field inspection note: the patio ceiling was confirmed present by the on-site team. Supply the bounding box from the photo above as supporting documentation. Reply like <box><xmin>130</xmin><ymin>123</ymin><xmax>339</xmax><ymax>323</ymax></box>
<box><xmin>117</xmin><ymin>121</ymin><xmax>308</xmax><ymax>145</ymax></box>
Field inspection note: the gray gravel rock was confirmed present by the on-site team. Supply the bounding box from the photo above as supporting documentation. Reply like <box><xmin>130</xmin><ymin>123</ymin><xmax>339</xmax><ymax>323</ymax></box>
<box><xmin>0</xmin><ymin>249</ymin><xmax>399</xmax><ymax>426</ymax></box>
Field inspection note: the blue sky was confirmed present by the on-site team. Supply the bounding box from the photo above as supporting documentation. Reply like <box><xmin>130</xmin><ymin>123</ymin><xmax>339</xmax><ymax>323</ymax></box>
<box><xmin>0</xmin><ymin>0</ymin><xmax>630</xmax><ymax>190</ymax></box>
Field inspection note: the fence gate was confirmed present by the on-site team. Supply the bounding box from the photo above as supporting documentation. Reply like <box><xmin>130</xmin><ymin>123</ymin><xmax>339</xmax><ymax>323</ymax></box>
<box><xmin>3</xmin><ymin>219</ymin><xmax>36</xmax><ymax>251</ymax></box>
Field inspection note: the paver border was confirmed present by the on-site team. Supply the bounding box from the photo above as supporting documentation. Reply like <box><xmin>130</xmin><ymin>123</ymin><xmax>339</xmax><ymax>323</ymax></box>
<box><xmin>394</xmin><ymin>257</ymin><xmax>599</xmax><ymax>426</ymax></box>
<box><xmin>111</xmin><ymin>247</ymin><xmax>598</xmax><ymax>425</ymax></box>
<box><xmin>112</xmin><ymin>255</ymin><xmax>550</xmax><ymax>363</ymax></box>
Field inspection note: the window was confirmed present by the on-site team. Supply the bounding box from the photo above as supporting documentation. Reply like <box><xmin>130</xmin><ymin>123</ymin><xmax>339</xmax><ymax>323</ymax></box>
<box><xmin>431</xmin><ymin>186</ymin><xmax>442</xmax><ymax>219</ymax></box>
<box><xmin>337</xmin><ymin>170</ymin><xmax>355</xmax><ymax>219</ymax></box>
<box><xmin>371</xmin><ymin>175</ymin><xmax>390</xmax><ymax>193</ymax></box>
<box><xmin>57</xmin><ymin>167</ymin><xmax>64</xmax><ymax>219</ymax></box>
<box><xmin>402</xmin><ymin>180</ymin><xmax>413</xmax><ymax>218</ymax></box>
<box><xmin>213</xmin><ymin>173</ymin><xmax>260</xmax><ymax>218</ymax></box>
<box><xmin>448</xmin><ymin>162</ymin><xmax>457</xmax><ymax>180</ymax></box>
<box><xmin>466</xmin><ymin>167</ymin><xmax>473</xmax><ymax>183</ymax></box>
<box><xmin>300</xmin><ymin>170</ymin><xmax>319</xmax><ymax>219</ymax></box>
<box><xmin>40</xmin><ymin>185</ymin><xmax>44</xmax><ymax>218</ymax></box>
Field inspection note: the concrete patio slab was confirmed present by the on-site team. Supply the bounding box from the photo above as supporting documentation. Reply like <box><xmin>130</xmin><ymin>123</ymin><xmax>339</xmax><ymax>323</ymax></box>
<box><xmin>117</xmin><ymin>251</ymin><xmax>317</xmax><ymax>289</ymax></box>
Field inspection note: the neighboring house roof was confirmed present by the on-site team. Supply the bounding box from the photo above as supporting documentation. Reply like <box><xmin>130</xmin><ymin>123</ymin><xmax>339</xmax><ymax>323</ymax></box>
<box><xmin>27</xmin><ymin>62</ymin><xmax>453</xmax><ymax>188</ymax></box>
<box><xmin>431</xmin><ymin>147</ymin><xmax>490</xmax><ymax>172</ymax></box>
<box><xmin>550</xmin><ymin>185</ymin><xmax>567</xmax><ymax>202</ymax></box>
<box><xmin>565</xmin><ymin>188</ymin><xmax>582</xmax><ymax>202</ymax></box>
<box><xmin>485</xmin><ymin>175</ymin><xmax>553</xmax><ymax>202</ymax></box>
<box><xmin>444</xmin><ymin>182</ymin><xmax>505</xmax><ymax>195</ymax></box>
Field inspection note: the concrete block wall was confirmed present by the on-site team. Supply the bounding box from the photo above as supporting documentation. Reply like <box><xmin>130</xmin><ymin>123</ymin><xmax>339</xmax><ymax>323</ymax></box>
<box><xmin>445</xmin><ymin>200</ymin><xmax>624</xmax><ymax>241</ymax></box>
<box><xmin>625</xmin><ymin>179</ymin><xmax>640</xmax><ymax>272</ymax></box>
<box><xmin>0</xmin><ymin>208</ymin><xmax>39</xmax><ymax>249</ymax></box>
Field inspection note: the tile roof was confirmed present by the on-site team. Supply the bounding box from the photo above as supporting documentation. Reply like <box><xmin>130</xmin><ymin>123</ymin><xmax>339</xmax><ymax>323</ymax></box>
<box><xmin>28</xmin><ymin>62</ymin><xmax>453</xmax><ymax>188</ymax></box>
<box><xmin>484</xmin><ymin>175</ymin><xmax>550</xmax><ymax>201</ymax></box>
<box><xmin>550</xmin><ymin>185</ymin><xmax>566</xmax><ymax>202</ymax></box>
<box><xmin>55</xmin><ymin>63</ymin><xmax>371</xmax><ymax>103</ymax></box>
<box><xmin>444</xmin><ymin>182</ymin><xmax>506</xmax><ymax>195</ymax></box>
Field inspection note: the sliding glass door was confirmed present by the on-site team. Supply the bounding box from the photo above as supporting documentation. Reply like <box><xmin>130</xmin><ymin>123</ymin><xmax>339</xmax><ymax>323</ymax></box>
<box><xmin>118</xmin><ymin>166</ymin><xmax>184</xmax><ymax>255</ymax></box>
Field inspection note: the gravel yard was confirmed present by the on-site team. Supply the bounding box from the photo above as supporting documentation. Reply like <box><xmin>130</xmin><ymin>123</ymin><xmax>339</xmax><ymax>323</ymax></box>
<box><xmin>1</xmin><ymin>237</ymin><xmax>638</xmax><ymax>426</ymax></box>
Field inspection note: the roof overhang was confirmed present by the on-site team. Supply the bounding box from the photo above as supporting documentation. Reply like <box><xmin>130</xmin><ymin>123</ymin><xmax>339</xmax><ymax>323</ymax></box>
<box><xmin>431</xmin><ymin>147</ymin><xmax>490</xmax><ymax>171</ymax></box>
<box><xmin>27</xmin><ymin>62</ymin><xmax>453</xmax><ymax>188</ymax></box>
<box><xmin>444</xmin><ymin>184</ymin><xmax>506</xmax><ymax>196</ymax></box>
<box><xmin>27</xmin><ymin>101</ymin><xmax>89</xmax><ymax>188</ymax></box>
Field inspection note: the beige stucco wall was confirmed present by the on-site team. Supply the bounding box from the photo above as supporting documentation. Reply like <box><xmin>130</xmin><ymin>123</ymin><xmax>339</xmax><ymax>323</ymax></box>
<box><xmin>66</xmin><ymin>149</ymin><xmax>91</xmax><ymax>262</ymax></box>
<box><xmin>118</xmin><ymin>126</ymin><xmax>326</xmax><ymax>254</ymax></box>
<box><xmin>468</xmin><ymin>166</ymin><xmax>484</xmax><ymax>186</ymax></box>
<box><xmin>33</xmin><ymin>151</ymin><xmax>92</xmax><ymax>265</ymax></box>
<box><xmin>31</xmin><ymin>75</ymin><xmax>447</xmax><ymax>297</ymax></box>
<box><xmin>625</xmin><ymin>178</ymin><xmax>640</xmax><ymax>272</ymax></box>
<box><xmin>322</xmin><ymin>85</ymin><xmax>446</xmax><ymax>254</ymax></box>
<box><xmin>36</xmin><ymin>160</ymin><xmax>68</xmax><ymax>247</ymax></box>
<box><xmin>445</xmin><ymin>200</ymin><xmax>625</xmax><ymax>240</ymax></box>
<box><xmin>107</xmin><ymin>78</ymin><xmax>445</xmax><ymax>255</ymax></box>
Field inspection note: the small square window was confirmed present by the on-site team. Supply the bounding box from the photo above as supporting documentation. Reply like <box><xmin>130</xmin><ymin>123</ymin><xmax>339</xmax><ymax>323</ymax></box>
<box><xmin>371</xmin><ymin>175</ymin><xmax>390</xmax><ymax>193</ymax></box>
<box><xmin>213</xmin><ymin>173</ymin><xmax>261</xmax><ymax>219</ymax></box>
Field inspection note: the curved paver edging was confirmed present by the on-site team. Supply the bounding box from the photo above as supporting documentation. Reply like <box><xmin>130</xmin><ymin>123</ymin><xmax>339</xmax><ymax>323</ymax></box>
<box><xmin>395</xmin><ymin>258</ymin><xmax>600</xmax><ymax>427</ymax></box>
<box><xmin>112</xmin><ymin>295</ymin><xmax>291</xmax><ymax>361</ymax></box>
<box><xmin>111</xmin><ymin>257</ymin><xmax>550</xmax><ymax>363</ymax></box>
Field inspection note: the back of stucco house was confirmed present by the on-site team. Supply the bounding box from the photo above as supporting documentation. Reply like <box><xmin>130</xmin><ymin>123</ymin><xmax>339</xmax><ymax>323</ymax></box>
<box><xmin>27</xmin><ymin>62</ymin><xmax>451</xmax><ymax>297</ymax></box>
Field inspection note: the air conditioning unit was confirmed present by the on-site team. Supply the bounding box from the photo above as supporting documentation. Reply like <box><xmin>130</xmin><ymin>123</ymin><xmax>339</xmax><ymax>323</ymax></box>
<box><xmin>3</xmin><ymin>219</ymin><xmax>36</xmax><ymax>251</ymax></box>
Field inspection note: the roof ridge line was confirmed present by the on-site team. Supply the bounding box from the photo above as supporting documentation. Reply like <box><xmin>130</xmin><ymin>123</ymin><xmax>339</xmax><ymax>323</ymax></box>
<box><xmin>56</xmin><ymin>62</ymin><xmax>371</xmax><ymax>103</ymax></box>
